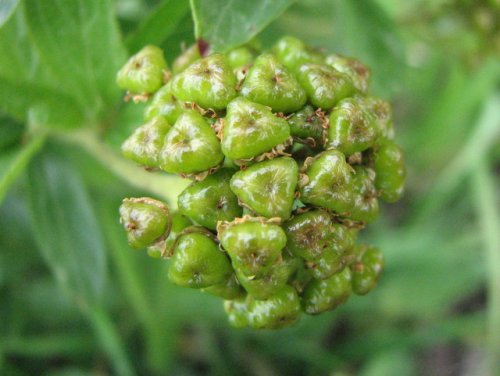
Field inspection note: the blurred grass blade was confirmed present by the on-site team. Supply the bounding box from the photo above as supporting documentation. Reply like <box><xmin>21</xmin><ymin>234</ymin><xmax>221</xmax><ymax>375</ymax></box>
<box><xmin>27</xmin><ymin>149</ymin><xmax>107</xmax><ymax>305</ymax></box>
<box><xmin>190</xmin><ymin>0</ymin><xmax>295</xmax><ymax>52</ymax></box>
<box><xmin>125</xmin><ymin>0</ymin><xmax>191</xmax><ymax>53</ymax></box>
<box><xmin>330</xmin><ymin>0</ymin><xmax>404</xmax><ymax>96</ymax></box>
<box><xmin>0</xmin><ymin>133</ymin><xmax>45</xmax><ymax>205</ymax></box>
<box><xmin>413</xmin><ymin>93</ymin><xmax>500</xmax><ymax>221</ymax></box>
<box><xmin>86</xmin><ymin>306</ymin><xmax>135</xmax><ymax>376</ymax></box>
<box><xmin>23</xmin><ymin>0</ymin><xmax>126</xmax><ymax>119</ymax></box>
<box><xmin>472</xmin><ymin>158</ymin><xmax>500</xmax><ymax>376</ymax></box>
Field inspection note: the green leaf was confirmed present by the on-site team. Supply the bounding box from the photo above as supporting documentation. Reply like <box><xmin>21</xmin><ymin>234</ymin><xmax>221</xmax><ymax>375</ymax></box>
<box><xmin>27</xmin><ymin>149</ymin><xmax>107</xmax><ymax>305</ymax></box>
<box><xmin>190</xmin><ymin>0</ymin><xmax>295</xmax><ymax>52</ymax></box>
<box><xmin>0</xmin><ymin>0</ymin><xmax>19</xmax><ymax>27</ymax></box>
<box><xmin>0</xmin><ymin>133</ymin><xmax>45</xmax><ymax>205</ymax></box>
<box><xmin>126</xmin><ymin>0</ymin><xmax>191</xmax><ymax>54</ymax></box>
<box><xmin>0</xmin><ymin>78</ymin><xmax>84</xmax><ymax>128</ymax></box>
<box><xmin>23</xmin><ymin>0</ymin><xmax>126</xmax><ymax>118</ymax></box>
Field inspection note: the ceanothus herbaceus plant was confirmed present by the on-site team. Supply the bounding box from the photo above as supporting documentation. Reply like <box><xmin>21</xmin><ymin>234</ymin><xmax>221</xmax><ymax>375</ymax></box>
<box><xmin>117</xmin><ymin>36</ymin><xmax>406</xmax><ymax>329</ymax></box>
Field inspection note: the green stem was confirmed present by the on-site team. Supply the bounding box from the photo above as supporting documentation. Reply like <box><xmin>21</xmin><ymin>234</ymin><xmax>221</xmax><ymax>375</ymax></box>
<box><xmin>472</xmin><ymin>159</ymin><xmax>500</xmax><ymax>376</ymax></box>
<box><xmin>0</xmin><ymin>133</ymin><xmax>46</xmax><ymax>204</ymax></box>
<box><xmin>57</xmin><ymin>129</ymin><xmax>188</xmax><ymax>207</ymax></box>
<box><xmin>86</xmin><ymin>305</ymin><xmax>135</xmax><ymax>376</ymax></box>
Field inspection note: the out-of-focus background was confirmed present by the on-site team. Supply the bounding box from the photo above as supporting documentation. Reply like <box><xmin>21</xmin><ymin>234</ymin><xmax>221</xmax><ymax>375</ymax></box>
<box><xmin>0</xmin><ymin>0</ymin><xmax>498</xmax><ymax>375</ymax></box>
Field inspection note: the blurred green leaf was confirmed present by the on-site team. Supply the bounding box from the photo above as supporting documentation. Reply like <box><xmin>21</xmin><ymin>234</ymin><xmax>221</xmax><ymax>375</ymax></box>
<box><xmin>472</xmin><ymin>157</ymin><xmax>500</xmax><ymax>376</ymax></box>
<box><xmin>23</xmin><ymin>0</ymin><xmax>126</xmax><ymax>119</ymax></box>
<box><xmin>0</xmin><ymin>133</ymin><xmax>45</xmax><ymax>205</ymax></box>
<box><xmin>0</xmin><ymin>0</ymin><xmax>19</xmax><ymax>26</ymax></box>
<box><xmin>0</xmin><ymin>79</ymin><xmax>84</xmax><ymax>128</ymax></box>
<box><xmin>190</xmin><ymin>0</ymin><xmax>295</xmax><ymax>52</ymax></box>
<box><xmin>27</xmin><ymin>150</ymin><xmax>107</xmax><ymax>305</ymax></box>
<box><xmin>0</xmin><ymin>116</ymin><xmax>24</xmax><ymax>151</ymax></box>
<box><xmin>125</xmin><ymin>0</ymin><xmax>191</xmax><ymax>53</ymax></box>
<box><xmin>330</xmin><ymin>0</ymin><xmax>404</xmax><ymax>95</ymax></box>
<box><xmin>408</xmin><ymin>60</ymin><xmax>499</xmax><ymax>171</ymax></box>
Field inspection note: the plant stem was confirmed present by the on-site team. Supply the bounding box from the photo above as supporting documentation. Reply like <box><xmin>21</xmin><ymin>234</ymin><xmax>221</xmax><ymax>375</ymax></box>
<box><xmin>86</xmin><ymin>305</ymin><xmax>135</xmax><ymax>376</ymax></box>
<box><xmin>57</xmin><ymin>129</ymin><xmax>188</xmax><ymax>207</ymax></box>
<box><xmin>0</xmin><ymin>133</ymin><xmax>46</xmax><ymax>204</ymax></box>
<box><xmin>472</xmin><ymin>159</ymin><xmax>500</xmax><ymax>376</ymax></box>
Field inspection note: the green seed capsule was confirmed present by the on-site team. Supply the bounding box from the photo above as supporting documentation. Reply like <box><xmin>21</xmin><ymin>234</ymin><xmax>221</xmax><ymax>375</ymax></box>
<box><xmin>162</xmin><ymin>212</ymin><xmax>192</xmax><ymax>257</ymax></box>
<box><xmin>325</xmin><ymin>54</ymin><xmax>371</xmax><ymax>93</ymax></box>
<box><xmin>285</xmin><ymin>210</ymin><xmax>356</xmax><ymax>261</ymax></box>
<box><xmin>347</xmin><ymin>166</ymin><xmax>379</xmax><ymax>223</ymax></box>
<box><xmin>299</xmin><ymin>150</ymin><xmax>354</xmax><ymax>215</ymax></box>
<box><xmin>116</xmin><ymin>45</ymin><xmax>167</xmax><ymax>94</ymax></box>
<box><xmin>119</xmin><ymin>197</ymin><xmax>171</xmax><ymax>249</ymax></box>
<box><xmin>218</xmin><ymin>219</ymin><xmax>287</xmax><ymax>277</ymax></box>
<box><xmin>178</xmin><ymin>169</ymin><xmax>242</xmax><ymax>230</ymax></box>
<box><xmin>296</xmin><ymin>63</ymin><xmax>356</xmax><ymax>110</ymax></box>
<box><xmin>361</xmin><ymin>97</ymin><xmax>395</xmax><ymax>140</ymax></box>
<box><xmin>350</xmin><ymin>244</ymin><xmax>384</xmax><ymax>295</ymax></box>
<box><xmin>202</xmin><ymin>274</ymin><xmax>245</xmax><ymax>300</ymax></box>
<box><xmin>247</xmin><ymin>285</ymin><xmax>301</xmax><ymax>329</ymax></box>
<box><xmin>326</xmin><ymin>97</ymin><xmax>378</xmax><ymax>155</ymax></box>
<box><xmin>226</xmin><ymin>46</ymin><xmax>255</xmax><ymax>70</ymax></box>
<box><xmin>301</xmin><ymin>267</ymin><xmax>352</xmax><ymax>315</ymax></box>
<box><xmin>272</xmin><ymin>36</ymin><xmax>325</xmax><ymax>73</ymax></box>
<box><xmin>373</xmin><ymin>139</ymin><xmax>406</xmax><ymax>203</ymax></box>
<box><xmin>235</xmin><ymin>252</ymin><xmax>298</xmax><ymax>299</ymax></box>
<box><xmin>121</xmin><ymin>116</ymin><xmax>171</xmax><ymax>168</ymax></box>
<box><xmin>306</xmin><ymin>250</ymin><xmax>345</xmax><ymax>280</ymax></box>
<box><xmin>168</xmin><ymin>230</ymin><xmax>232</xmax><ymax>289</ymax></box>
<box><xmin>224</xmin><ymin>298</ymin><xmax>250</xmax><ymax>328</ymax></box>
<box><xmin>230</xmin><ymin>157</ymin><xmax>298</xmax><ymax>220</ymax></box>
<box><xmin>240</xmin><ymin>54</ymin><xmax>307</xmax><ymax>113</ymax></box>
<box><xmin>172</xmin><ymin>43</ymin><xmax>201</xmax><ymax>75</ymax></box>
<box><xmin>171</xmin><ymin>53</ymin><xmax>237</xmax><ymax>110</ymax></box>
<box><xmin>221</xmin><ymin>97</ymin><xmax>291</xmax><ymax>162</ymax></box>
<box><xmin>143</xmin><ymin>83</ymin><xmax>184</xmax><ymax>125</ymax></box>
<box><xmin>160</xmin><ymin>111</ymin><xmax>224</xmax><ymax>175</ymax></box>
<box><xmin>287</xmin><ymin>105</ymin><xmax>327</xmax><ymax>146</ymax></box>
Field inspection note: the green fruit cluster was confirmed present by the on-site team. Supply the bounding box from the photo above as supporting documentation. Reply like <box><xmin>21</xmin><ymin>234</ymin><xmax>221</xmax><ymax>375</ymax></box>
<box><xmin>117</xmin><ymin>37</ymin><xmax>406</xmax><ymax>329</ymax></box>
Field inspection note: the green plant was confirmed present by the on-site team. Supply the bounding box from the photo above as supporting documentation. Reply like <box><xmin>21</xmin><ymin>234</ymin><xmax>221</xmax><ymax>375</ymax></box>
<box><xmin>117</xmin><ymin>36</ymin><xmax>406</xmax><ymax>329</ymax></box>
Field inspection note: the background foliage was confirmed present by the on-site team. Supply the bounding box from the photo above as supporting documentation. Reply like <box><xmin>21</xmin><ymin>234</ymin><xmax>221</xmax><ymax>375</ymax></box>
<box><xmin>0</xmin><ymin>0</ymin><xmax>498</xmax><ymax>375</ymax></box>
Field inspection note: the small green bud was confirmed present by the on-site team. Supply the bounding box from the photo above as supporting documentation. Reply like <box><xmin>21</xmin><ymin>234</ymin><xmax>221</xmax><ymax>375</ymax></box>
<box><xmin>221</xmin><ymin>97</ymin><xmax>291</xmax><ymax>163</ymax></box>
<box><xmin>246</xmin><ymin>285</ymin><xmax>301</xmax><ymax>329</ymax></box>
<box><xmin>325</xmin><ymin>54</ymin><xmax>371</xmax><ymax>93</ymax></box>
<box><xmin>350</xmin><ymin>244</ymin><xmax>384</xmax><ymax>295</ymax></box>
<box><xmin>171</xmin><ymin>53</ymin><xmax>237</xmax><ymax>110</ymax></box>
<box><xmin>372</xmin><ymin>139</ymin><xmax>406</xmax><ymax>203</ymax></box>
<box><xmin>160</xmin><ymin>111</ymin><xmax>224</xmax><ymax>175</ymax></box>
<box><xmin>178</xmin><ymin>169</ymin><xmax>242</xmax><ymax>230</ymax></box>
<box><xmin>301</xmin><ymin>267</ymin><xmax>352</xmax><ymax>315</ymax></box>
<box><xmin>240</xmin><ymin>54</ymin><xmax>306</xmax><ymax>113</ymax></box>
<box><xmin>119</xmin><ymin>197</ymin><xmax>171</xmax><ymax>249</ymax></box>
<box><xmin>168</xmin><ymin>229</ymin><xmax>232</xmax><ymax>289</ymax></box>
<box><xmin>116</xmin><ymin>45</ymin><xmax>167</xmax><ymax>94</ymax></box>
<box><xmin>202</xmin><ymin>274</ymin><xmax>245</xmax><ymax>300</ymax></box>
<box><xmin>121</xmin><ymin>116</ymin><xmax>171</xmax><ymax>168</ymax></box>
<box><xmin>218</xmin><ymin>218</ymin><xmax>287</xmax><ymax>277</ymax></box>
<box><xmin>326</xmin><ymin>97</ymin><xmax>378</xmax><ymax>155</ymax></box>
<box><xmin>272</xmin><ymin>36</ymin><xmax>325</xmax><ymax>73</ymax></box>
<box><xmin>347</xmin><ymin>166</ymin><xmax>379</xmax><ymax>223</ymax></box>
<box><xmin>299</xmin><ymin>150</ymin><xmax>354</xmax><ymax>215</ymax></box>
<box><xmin>143</xmin><ymin>82</ymin><xmax>184</xmax><ymax>125</ymax></box>
<box><xmin>296</xmin><ymin>63</ymin><xmax>356</xmax><ymax>110</ymax></box>
<box><xmin>230</xmin><ymin>157</ymin><xmax>298</xmax><ymax>220</ymax></box>
<box><xmin>287</xmin><ymin>105</ymin><xmax>327</xmax><ymax>146</ymax></box>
